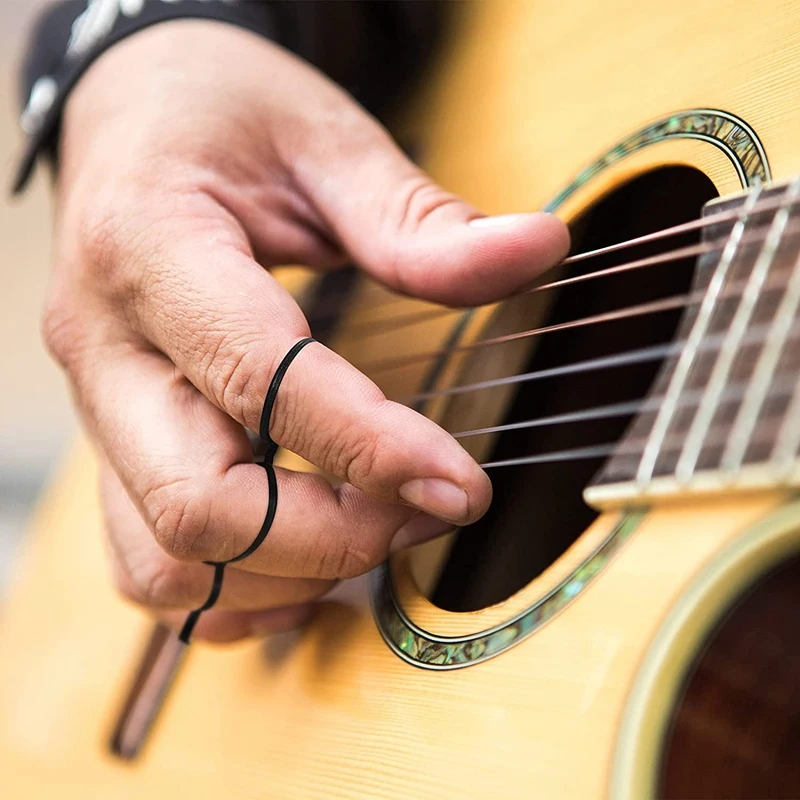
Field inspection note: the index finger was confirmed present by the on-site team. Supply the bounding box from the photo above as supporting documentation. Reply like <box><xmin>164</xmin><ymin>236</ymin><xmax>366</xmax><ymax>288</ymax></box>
<box><xmin>124</xmin><ymin>223</ymin><xmax>491</xmax><ymax>525</ymax></box>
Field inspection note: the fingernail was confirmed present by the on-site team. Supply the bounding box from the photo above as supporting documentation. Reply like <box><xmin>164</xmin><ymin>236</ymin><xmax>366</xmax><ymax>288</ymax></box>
<box><xmin>390</xmin><ymin>513</ymin><xmax>455</xmax><ymax>554</ymax></box>
<box><xmin>468</xmin><ymin>213</ymin><xmax>527</xmax><ymax>229</ymax></box>
<box><xmin>399</xmin><ymin>478</ymin><xmax>469</xmax><ymax>523</ymax></box>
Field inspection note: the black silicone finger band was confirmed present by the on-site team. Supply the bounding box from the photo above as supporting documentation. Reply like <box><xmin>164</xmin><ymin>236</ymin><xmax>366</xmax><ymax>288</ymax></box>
<box><xmin>228</xmin><ymin>460</ymin><xmax>279</xmax><ymax>564</ymax></box>
<box><xmin>178</xmin><ymin>562</ymin><xmax>226</xmax><ymax>643</ymax></box>
<box><xmin>259</xmin><ymin>337</ymin><xmax>317</xmax><ymax>453</ymax></box>
<box><xmin>178</xmin><ymin>337</ymin><xmax>316</xmax><ymax>644</ymax></box>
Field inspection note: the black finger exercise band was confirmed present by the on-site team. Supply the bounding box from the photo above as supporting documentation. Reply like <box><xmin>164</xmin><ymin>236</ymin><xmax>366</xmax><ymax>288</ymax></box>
<box><xmin>179</xmin><ymin>337</ymin><xmax>316</xmax><ymax>643</ymax></box>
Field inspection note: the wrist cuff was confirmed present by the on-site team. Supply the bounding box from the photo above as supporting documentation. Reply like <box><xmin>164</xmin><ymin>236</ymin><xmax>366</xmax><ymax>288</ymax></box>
<box><xmin>13</xmin><ymin>0</ymin><xmax>278</xmax><ymax>194</ymax></box>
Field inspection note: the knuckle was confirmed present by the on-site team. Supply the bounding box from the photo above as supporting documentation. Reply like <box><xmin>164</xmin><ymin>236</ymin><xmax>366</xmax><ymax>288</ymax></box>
<box><xmin>211</xmin><ymin>326</ymin><xmax>308</xmax><ymax>435</ymax></box>
<box><xmin>208</xmin><ymin>333</ymin><xmax>266</xmax><ymax>427</ymax></box>
<box><xmin>78</xmin><ymin>200</ymin><xmax>127</xmax><ymax>282</ymax></box>
<box><xmin>113</xmin><ymin>567</ymin><xmax>147</xmax><ymax>608</ymax></box>
<box><xmin>286</xmin><ymin>478</ymin><xmax>383</xmax><ymax>581</ymax></box>
<box><xmin>306</xmin><ymin>535</ymin><xmax>372</xmax><ymax>581</ymax></box>
<box><xmin>125</xmin><ymin>558</ymin><xmax>198</xmax><ymax>611</ymax></box>
<box><xmin>378</xmin><ymin>175</ymin><xmax>462</xmax><ymax>294</ymax></box>
<box><xmin>73</xmin><ymin>187</ymin><xmax>165</xmax><ymax>303</ymax></box>
<box><xmin>275</xmin><ymin>382</ymin><xmax>388</xmax><ymax>484</ymax></box>
<box><xmin>266</xmin><ymin>373</ymin><xmax>308</xmax><ymax>450</ymax></box>
<box><xmin>41</xmin><ymin>296</ymin><xmax>83</xmax><ymax>368</ymax></box>
<box><xmin>340</xmin><ymin>425</ymin><xmax>386</xmax><ymax>489</ymax></box>
<box><xmin>311</xmin><ymin>496</ymin><xmax>385</xmax><ymax>582</ymax></box>
<box><xmin>143</xmin><ymin>480</ymin><xmax>219</xmax><ymax>563</ymax></box>
<box><xmin>396</xmin><ymin>176</ymin><xmax>460</xmax><ymax>234</ymax></box>
<box><xmin>109</xmin><ymin>556</ymin><xmax>141</xmax><ymax>606</ymax></box>
<box><xmin>332</xmin><ymin>536</ymin><xmax>382</xmax><ymax>580</ymax></box>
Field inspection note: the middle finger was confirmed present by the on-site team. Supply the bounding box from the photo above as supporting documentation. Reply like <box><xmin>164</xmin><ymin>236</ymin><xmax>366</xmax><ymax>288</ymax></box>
<box><xmin>100</xmin><ymin>461</ymin><xmax>334</xmax><ymax>612</ymax></box>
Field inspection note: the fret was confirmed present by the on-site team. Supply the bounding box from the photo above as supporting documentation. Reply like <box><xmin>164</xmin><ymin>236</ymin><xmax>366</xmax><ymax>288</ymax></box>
<box><xmin>587</xmin><ymin>178</ymin><xmax>800</xmax><ymax>504</ymax></box>
<box><xmin>675</xmin><ymin>179</ymin><xmax>800</xmax><ymax>483</ymax></box>
<box><xmin>768</xmin><ymin>252</ymin><xmax>800</xmax><ymax>474</ymax></box>
<box><xmin>635</xmin><ymin>186</ymin><xmax>763</xmax><ymax>487</ymax></box>
<box><xmin>721</xmin><ymin>209</ymin><xmax>800</xmax><ymax>474</ymax></box>
<box><xmin>649</xmin><ymin>207</ymin><xmax>782</xmax><ymax>478</ymax></box>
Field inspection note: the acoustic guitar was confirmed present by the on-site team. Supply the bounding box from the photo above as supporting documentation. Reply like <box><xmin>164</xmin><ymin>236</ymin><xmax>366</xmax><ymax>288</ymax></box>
<box><xmin>2</xmin><ymin>1</ymin><xmax>800</xmax><ymax>797</ymax></box>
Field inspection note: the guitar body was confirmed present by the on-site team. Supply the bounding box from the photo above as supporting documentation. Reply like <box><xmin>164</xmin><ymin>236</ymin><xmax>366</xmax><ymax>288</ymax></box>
<box><xmin>2</xmin><ymin>1</ymin><xmax>800</xmax><ymax>797</ymax></box>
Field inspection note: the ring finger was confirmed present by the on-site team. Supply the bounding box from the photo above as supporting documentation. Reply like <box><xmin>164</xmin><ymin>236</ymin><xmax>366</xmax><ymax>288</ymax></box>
<box><xmin>100</xmin><ymin>460</ymin><xmax>335</xmax><ymax>614</ymax></box>
<box><xmin>79</xmin><ymin>341</ymin><xmax>451</xmax><ymax>583</ymax></box>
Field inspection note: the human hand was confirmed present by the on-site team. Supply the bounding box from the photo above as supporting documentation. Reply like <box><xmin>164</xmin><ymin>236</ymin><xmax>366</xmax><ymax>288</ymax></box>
<box><xmin>45</xmin><ymin>20</ymin><xmax>569</xmax><ymax>641</ymax></box>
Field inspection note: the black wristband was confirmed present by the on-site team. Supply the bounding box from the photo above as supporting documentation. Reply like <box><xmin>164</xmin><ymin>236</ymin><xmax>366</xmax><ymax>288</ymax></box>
<box><xmin>178</xmin><ymin>337</ymin><xmax>315</xmax><ymax>644</ymax></box>
<box><xmin>13</xmin><ymin>0</ymin><xmax>278</xmax><ymax>194</ymax></box>
<box><xmin>13</xmin><ymin>2</ymin><xmax>447</xmax><ymax>196</ymax></box>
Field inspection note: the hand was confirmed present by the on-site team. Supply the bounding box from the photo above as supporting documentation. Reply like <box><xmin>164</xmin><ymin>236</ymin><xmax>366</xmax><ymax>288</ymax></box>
<box><xmin>45</xmin><ymin>20</ymin><xmax>569</xmax><ymax>642</ymax></box>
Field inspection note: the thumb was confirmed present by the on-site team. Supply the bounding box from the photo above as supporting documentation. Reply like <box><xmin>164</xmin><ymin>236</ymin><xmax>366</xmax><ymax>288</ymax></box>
<box><xmin>292</xmin><ymin>121</ymin><xmax>570</xmax><ymax>307</ymax></box>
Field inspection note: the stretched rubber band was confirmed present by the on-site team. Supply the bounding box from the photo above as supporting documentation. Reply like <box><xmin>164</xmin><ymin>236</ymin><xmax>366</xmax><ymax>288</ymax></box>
<box><xmin>179</xmin><ymin>337</ymin><xmax>316</xmax><ymax>643</ymax></box>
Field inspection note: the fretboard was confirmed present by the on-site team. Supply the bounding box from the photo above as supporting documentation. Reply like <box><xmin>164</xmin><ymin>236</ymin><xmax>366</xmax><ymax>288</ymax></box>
<box><xmin>587</xmin><ymin>178</ymin><xmax>800</xmax><ymax>503</ymax></box>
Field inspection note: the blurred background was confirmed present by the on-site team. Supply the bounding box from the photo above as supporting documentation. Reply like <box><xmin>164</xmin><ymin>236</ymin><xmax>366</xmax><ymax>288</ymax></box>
<box><xmin>0</xmin><ymin>0</ymin><xmax>76</xmax><ymax>593</ymax></box>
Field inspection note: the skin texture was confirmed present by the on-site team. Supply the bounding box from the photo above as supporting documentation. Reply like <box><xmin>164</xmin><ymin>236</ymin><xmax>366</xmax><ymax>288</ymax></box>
<box><xmin>45</xmin><ymin>20</ymin><xmax>569</xmax><ymax>642</ymax></box>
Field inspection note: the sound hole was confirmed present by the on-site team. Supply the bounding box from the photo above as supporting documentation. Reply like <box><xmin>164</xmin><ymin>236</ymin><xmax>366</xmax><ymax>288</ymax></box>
<box><xmin>659</xmin><ymin>553</ymin><xmax>800</xmax><ymax>799</ymax></box>
<box><xmin>432</xmin><ymin>167</ymin><xmax>718</xmax><ymax>611</ymax></box>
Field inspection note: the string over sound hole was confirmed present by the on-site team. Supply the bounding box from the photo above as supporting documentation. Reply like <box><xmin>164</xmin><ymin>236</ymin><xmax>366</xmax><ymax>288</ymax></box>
<box><xmin>431</xmin><ymin>167</ymin><xmax>718</xmax><ymax>611</ymax></box>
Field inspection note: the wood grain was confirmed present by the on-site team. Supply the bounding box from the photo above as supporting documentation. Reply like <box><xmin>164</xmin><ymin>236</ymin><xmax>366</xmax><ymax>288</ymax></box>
<box><xmin>0</xmin><ymin>443</ymin><xmax>792</xmax><ymax>799</ymax></box>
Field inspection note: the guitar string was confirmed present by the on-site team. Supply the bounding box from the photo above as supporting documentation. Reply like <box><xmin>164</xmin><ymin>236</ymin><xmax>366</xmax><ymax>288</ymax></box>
<box><xmin>469</xmin><ymin>274</ymin><xmax>800</xmax><ymax>469</ymax></box>
<box><xmin>675</xmin><ymin>180</ymin><xmax>799</xmax><ymax>482</ymax></box>
<box><xmin>440</xmin><ymin>305</ymin><xmax>800</xmax><ymax>465</ymax></box>
<box><xmin>358</xmin><ymin>255</ymin><xmax>798</xmax><ymax>377</ymax></box>
<box><xmin>481</xmin><ymin>444</ymin><xmax>618</xmax><ymax>469</ymax></box>
<box><xmin>386</xmin><ymin>263</ymin><xmax>797</xmax><ymax>412</ymax></box>
<box><xmin>332</xmin><ymin>243</ymin><xmax>707</xmax><ymax>341</ymax></box>
<box><xmin>404</xmin><ymin>313</ymin><xmax>800</xmax><ymax>408</ymax></box>
<box><xmin>470</xmin><ymin>304</ymin><xmax>800</xmax><ymax>468</ymax></box>
<box><xmin>480</xmin><ymin>422</ymin><xmax>798</xmax><ymax>470</ymax></box>
<box><xmin>398</xmin><ymin>323</ymin><xmax>800</xmax><ymax>439</ymax></box>
<box><xmin>334</xmin><ymin>220</ymin><xmax>800</xmax><ymax>355</ymax></box>
<box><xmin>361</xmin><ymin>292</ymin><xmax>697</xmax><ymax>374</ymax></box>
<box><xmin>305</xmin><ymin>193</ymin><xmax>800</xmax><ymax>332</ymax></box>
<box><xmin>329</xmin><ymin>223</ymin><xmax>787</xmax><ymax>342</ymax></box>
<box><xmin>302</xmin><ymin>194</ymin><xmax>800</xmax><ymax>470</ymax></box>
<box><xmin>559</xmin><ymin>193</ymin><xmax>798</xmax><ymax>265</ymax></box>
<box><xmin>399</xmin><ymin>341</ymin><xmax>680</xmax><ymax>404</ymax></box>
<box><xmin>451</xmin><ymin>370</ymin><xmax>798</xmax><ymax>441</ymax></box>
<box><xmin>428</xmin><ymin>251</ymin><xmax>800</xmax><ymax>470</ymax></box>
<box><xmin>454</xmin><ymin>320</ymin><xmax>794</xmax><ymax>406</ymax></box>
